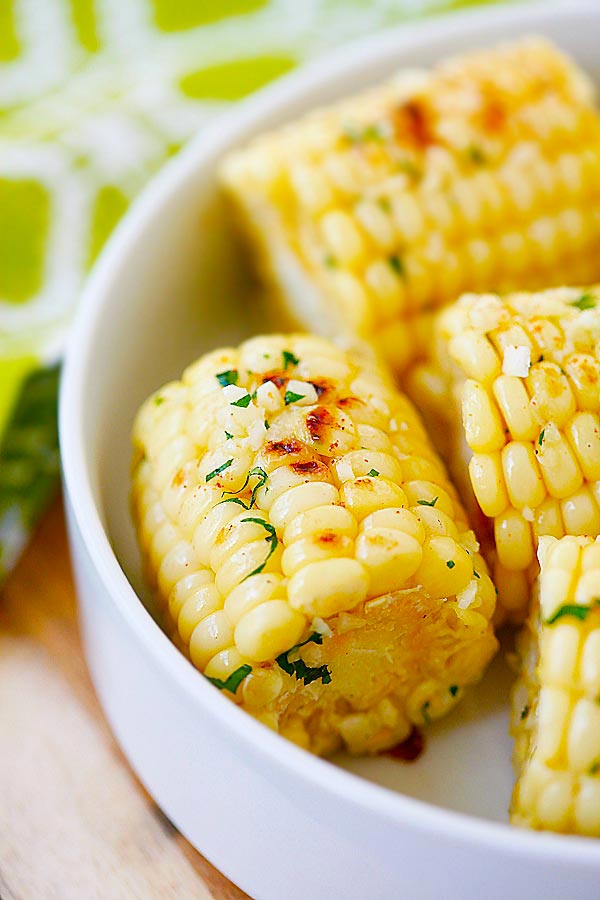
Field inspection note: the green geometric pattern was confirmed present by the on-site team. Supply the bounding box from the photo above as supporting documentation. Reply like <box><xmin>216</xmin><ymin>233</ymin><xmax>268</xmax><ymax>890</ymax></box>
<box><xmin>0</xmin><ymin>0</ymin><xmax>508</xmax><ymax>579</ymax></box>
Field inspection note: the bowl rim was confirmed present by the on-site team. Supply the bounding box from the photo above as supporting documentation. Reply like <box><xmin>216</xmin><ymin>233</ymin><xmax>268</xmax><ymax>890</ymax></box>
<box><xmin>60</xmin><ymin>0</ymin><xmax>600</xmax><ymax>867</ymax></box>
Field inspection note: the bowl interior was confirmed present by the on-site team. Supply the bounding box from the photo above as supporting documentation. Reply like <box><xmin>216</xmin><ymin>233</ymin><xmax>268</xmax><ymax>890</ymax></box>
<box><xmin>76</xmin><ymin>1</ymin><xmax>600</xmax><ymax>827</ymax></box>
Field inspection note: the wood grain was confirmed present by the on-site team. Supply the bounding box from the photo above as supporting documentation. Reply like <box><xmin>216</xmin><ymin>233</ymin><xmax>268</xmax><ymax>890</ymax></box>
<box><xmin>0</xmin><ymin>497</ymin><xmax>250</xmax><ymax>900</ymax></box>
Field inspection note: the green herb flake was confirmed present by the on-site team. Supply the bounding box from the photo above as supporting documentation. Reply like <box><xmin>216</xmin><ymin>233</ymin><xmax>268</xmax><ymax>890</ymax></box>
<box><xmin>538</xmin><ymin>354</ymin><xmax>544</xmax><ymax>363</ymax></box>
<box><xmin>538</xmin><ymin>429</ymin><xmax>545</xmax><ymax>446</ymax></box>
<box><xmin>242</xmin><ymin>517</ymin><xmax>278</xmax><ymax>579</ymax></box>
<box><xmin>466</xmin><ymin>144</ymin><xmax>486</xmax><ymax>165</ymax></box>
<box><xmin>545</xmin><ymin>599</ymin><xmax>600</xmax><ymax>625</ymax></box>
<box><xmin>205</xmin><ymin>458</ymin><xmax>233</xmax><ymax>483</ymax></box>
<box><xmin>216</xmin><ymin>369</ymin><xmax>239</xmax><ymax>387</ymax></box>
<box><xmin>206</xmin><ymin>664</ymin><xmax>252</xmax><ymax>694</ymax></box>
<box><xmin>417</xmin><ymin>497</ymin><xmax>438</xmax><ymax>507</ymax></box>
<box><xmin>572</xmin><ymin>293</ymin><xmax>596</xmax><ymax>311</ymax></box>
<box><xmin>220</xmin><ymin>466</ymin><xmax>268</xmax><ymax>511</ymax></box>
<box><xmin>520</xmin><ymin>705</ymin><xmax>530</xmax><ymax>721</ymax></box>
<box><xmin>153</xmin><ymin>395</ymin><xmax>165</xmax><ymax>406</ymax></box>
<box><xmin>377</xmin><ymin>196</ymin><xmax>391</xmax><ymax>213</ymax></box>
<box><xmin>388</xmin><ymin>254</ymin><xmax>405</xmax><ymax>277</ymax></box>
<box><xmin>446</xmin><ymin>560</ymin><xmax>455</xmax><ymax>569</ymax></box>
<box><xmin>367</xmin><ymin>468</ymin><xmax>380</xmax><ymax>477</ymax></box>
<box><xmin>224</xmin><ymin>431</ymin><xmax>233</xmax><ymax>440</ymax></box>
<box><xmin>276</xmin><ymin>632</ymin><xmax>332</xmax><ymax>686</ymax></box>
<box><xmin>421</xmin><ymin>701</ymin><xmax>431</xmax><ymax>724</ymax></box>
<box><xmin>343</xmin><ymin>122</ymin><xmax>384</xmax><ymax>144</ymax></box>
<box><xmin>264</xmin><ymin>419</ymin><xmax>270</xmax><ymax>430</ymax></box>
<box><xmin>449</xmin><ymin>685</ymin><xmax>459</xmax><ymax>697</ymax></box>
<box><xmin>230</xmin><ymin>392</ymin><xmax>252</xmax><ymax>408</ymax></box>
<box><xmin>324</xmin><ymin>254</ymin><xmax>338</xmax><ymax>268</ymax></box>
<box><xmin>282</xmin><ymin>350</ymin><xmax>300</xmax><ymax>370</ymax></box>
<box><xmin>589</xmin><ymin>760</ymin><xmax>600</xmax><ymax>776</ymax></box>
<box><xmin>473</xmin><ymin>571</ymin><xmax>480</xmax><ymax>579</ymax></box>
<box><xmin>285</xmin><ymin>390</ymin><xmax>305</xmax><ymax>405</ymax></box>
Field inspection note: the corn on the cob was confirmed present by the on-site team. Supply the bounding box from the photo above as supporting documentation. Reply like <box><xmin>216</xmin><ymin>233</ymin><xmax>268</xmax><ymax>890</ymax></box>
<box><xmin>131</xmin><ymin>334</ymin><xmax>497</xmax><ymax>756</ymax></box>
<box><xmin>511</xmin><ymin>535</ymin><xmax>600</xmax><ymax>835</ymax></box>
<box><xmin>221</xmin><ymin>39</ymin><xmax>600</xmax><ymax>375</ymax></box>
<box><xmin>409</xmin><ymin>285</ymin><xmax>600</xmax><ymax>624</ymax></box>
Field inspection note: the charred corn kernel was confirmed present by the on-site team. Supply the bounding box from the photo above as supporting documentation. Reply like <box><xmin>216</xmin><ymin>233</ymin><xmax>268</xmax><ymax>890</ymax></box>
<box><xmin>222</xmin><ymin>40</ymin><xmax>600</xmax><ymax>375</ymax></box>
<box><xmin>340</xmin><ymin>476</ymin><xmax>407</xmax><ymax>521</ymax></box>
<box><xmin>132</xmin><ymin>334</ymin><xmax>497</xmax><ymax>757</ymax></box>
<box><xmin>417</xmin><ymin>285</ymin><xmax>600</xmax><ymax>622</ymax></box>
<box><xmin>511</xmin><ymin>536</ymin><xmax>600</xmax><ymax>836</ymax></box>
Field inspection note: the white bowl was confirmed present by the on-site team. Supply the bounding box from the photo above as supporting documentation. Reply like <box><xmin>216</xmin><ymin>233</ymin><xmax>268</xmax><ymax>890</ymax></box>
<box><xmin>60</xmin><ymin>3</ymin><xmax>600</xmax><ymax>897</ymax></box>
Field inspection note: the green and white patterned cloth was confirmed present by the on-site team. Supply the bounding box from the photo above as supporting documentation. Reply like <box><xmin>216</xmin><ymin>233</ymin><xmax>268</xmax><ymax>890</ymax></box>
<box><xmin>0</xmin><ymin>0</ymin><xmax>505</xmax><ymax>579</ymax></box>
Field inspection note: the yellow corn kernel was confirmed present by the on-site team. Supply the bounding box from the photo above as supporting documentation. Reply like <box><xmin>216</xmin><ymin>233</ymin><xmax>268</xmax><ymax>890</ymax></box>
<box><xmin>178</xmin><ymin>583</ymin><xmax>223</xmax><ymax>644</ymax></box>
<box><xmin>355</xmin><ymin>528</ymin><xmax>423</xmax><ymax>596</ymax></box>
<box><xmin>287</xmin><ymin>558</ymin><xmax>369</xmax><ymax>617</ymax></box>
<box><xmin>469</xmin><ymin>452</ymin><xmax>509</xmax><ymax>518</ymax></box>
<box><xmin>495</xmin><ymin>509</ymin><xmax>534</xmax><ymax>571</ymax></box>
<box><xmin>340</xmin><ymin>476</ymin><xmax>407</xmax><ymax>521</ymax></box>
<box><xmin>462</xmin><ymin>379</ymin><xmax>506</xmax><ymax>453</ymax></box>
<box><xmin>501</xmin><ymin>442</ymin><xmax>546</xmax><ymax>511</ymax></box>
<box><xmin>281</xmin><ymin>533</ymin><xmax>354</xmax><ymax>577</ymax></box>
<box><xmin>492</xmin><ymin>375</ymin><xmax>538</xmax><ymax>441</ymax></box>
<box><xmin>361</xmin><ymin>507</ymin><xmax>426</xmax><ymax>544</ymax></box>
<box><xmin>414</xmin><ymin>536</ymin><xmax>472</xmax><ymax>599</ymax></box>
<box><xmin>189</xmin><ymin>610</ymin><xmax>235</xmax><ymax>669</ymax></box>
<box><xmin>537</xmin><ymin>427</ymin><xmax>583</xmax><ymax>499</ymax></box>
<box><xmin>235</xmin><ymin>600</ymin><xmax>306</xmax><ymax>663</ymax></box>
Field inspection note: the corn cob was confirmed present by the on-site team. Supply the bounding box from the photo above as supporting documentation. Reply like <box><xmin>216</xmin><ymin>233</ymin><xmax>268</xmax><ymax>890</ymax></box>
<box><xmin>511</xmin><ymin>535</ymin><xmax>600</xmax><ymax>835</ymax></box>
<box><xmin>221</xmin><ymin>39</ymin><xmax>600</xmax><ymax>375</ymax></box>
<box><xmin>131</xmin><ymin>334</ymin><xmax>497</xmax><ymax>756</ymax></box>
<box><xmin>408</xmin><ymin>285</ymin><xmax>600</xmax><ymax>624</ymax></box>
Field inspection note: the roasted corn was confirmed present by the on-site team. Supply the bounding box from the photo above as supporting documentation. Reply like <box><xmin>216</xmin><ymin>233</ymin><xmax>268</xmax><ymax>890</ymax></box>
<box><xmin>409</xmin><ymin>285</ymin><xmax>600</xmax><ymax>623</ymax></box>
<box><xmin>221</xmin><ymin>39</ymin><xmax>600</xmax><ymax>375</ymax></box>
<box><xmin>511</xmin><ymin>535</ymin><xmax>600</xmax><ymax>835</ymax></box>
<box><xmin>131</xmin><ymin>334</ymin><xmax>497</xmax><ymax>756</ymax></box>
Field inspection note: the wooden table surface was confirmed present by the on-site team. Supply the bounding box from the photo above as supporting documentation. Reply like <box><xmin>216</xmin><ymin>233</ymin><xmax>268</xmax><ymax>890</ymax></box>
<box><xmin>0</xmin><ymin>496</ymin><xmax>250</xmax><ymax>900</ymax></box>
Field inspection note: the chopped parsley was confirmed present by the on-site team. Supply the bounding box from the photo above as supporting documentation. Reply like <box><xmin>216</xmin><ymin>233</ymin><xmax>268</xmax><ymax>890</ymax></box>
<box><xmin>276</xmin><ymin>632</ymin><xmax>332</xmax><ymax>686</ymax></box>
<box><xmin>230</xmin><ymin>392</ymin><xmax>252</xmax><ymax>408</ymax></box>
<box><xmin>343</xmin><ymin>122</ymin><xmax>385</xmax><ymax>144</ymax></box>
<box><xmin>224</xmin><ymin>431</ymin><xmax>233</xmax><ymax>440</ymax></box>
<box><xmin>205</xmin><ymin>458</ymin><xmax>233</xmax><ymax>482</ymax></box>
<box><xmin>242</xmin><ymin>517</ymin><xmax>278</xmax><ymax>579</ymax></box>
<box><xmin>417</xmin><ymin>497</ymin><xmax>438</xmax><ymax>507</ymax></box>
<box><xmin>572</xmin><ymin>293</ymin><xmax>596</xmax><ymax>311</ymax></box>
<box><xmin>285</xmin><ymin>389</ymin><xmax>305</xmax><ymax>405</ymax></box>
<box><xmin>283</xmin><ymin>350</ymin><xmax>300</xmax><ymax>370</ymax></box>
<box><xmin>153</xmin><ymin>395</ymin><xmax>165</xmax><ymax>406</ymax></box>
<box><xmin>216</xmin><ymin>369</ymin><xmax>239</xmax><ymax>387</ymax></box>
<box><xmin>473</xmin><ymin>571</ymin><xmax>480</xmax><ymax>579</ymax></box>
<box><xmin>264</xmin><ymin>419</ymin><xmax>270</xmax><ymax>430</ymax></box>
<box><xmin>466</xmin><ymin>144</ymin><xmax>486</xmax><ymax>165</ymax></box>
<box><xmin>538</xmin><ymin>354</ymin><xmax>544</xmax><ymax>363</ymax></box>
<box><xmin>589</xmin><ymin>760</ymin><xmax>600</xmax><ymax>776</ymax></box>
<box><xmin>449</xmin><ymin>685</ymin><xmax>459</xmax><ymax>697</ymax></box>
<box><xmin>206</xmin><ymin>664</ymin><xmax>252</xmax><ymax>694</ymax></box>
<box><xmin>388</xmin><ymin>254</ymin><xmax>405</xmax><ymax>277</ymax></box>
<box><xmin>377</xmin><ymin>196</ymin><xmax>391</xmax><ymax>213</ymax></box>
<box><xmin>446</xmin><ymin>560</ymin><xmax>455</xmax><ymax>569</ymax></box>
<box><xmin>367</xmin><ymin>468</ymin><xmax>380</xmax><ymax>477</ymax></box>
<box><xmin>221</xmin><ymin>466</ymin><xmax>268</xmax><ymax>510</ymax></box>
<box><xmin>421</xmin><ymin>701</ymin><xmax>431</xmax><ymax>724</ymax></box>
<box><xmin>538</xmin><ymin>429</ymin><xmax>545</xmax><ymax>446</ymax></box>
<box><xmin>324</xmin><ymin>254</ymin><xmax>338</xmax><ymax>268</ymax></box>
<box><xmin>520</xmin><ymin>704</ymin><xmax>530</xmax><ymax>721</ymax></box>
<box><xmin>545</xmin><ymin>599</ymin><xmax>600</xmax><ymax>625</ymax></box>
